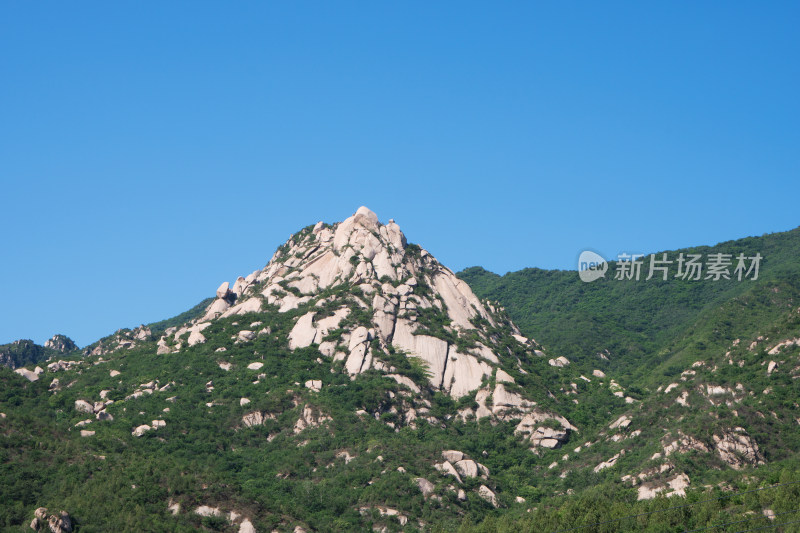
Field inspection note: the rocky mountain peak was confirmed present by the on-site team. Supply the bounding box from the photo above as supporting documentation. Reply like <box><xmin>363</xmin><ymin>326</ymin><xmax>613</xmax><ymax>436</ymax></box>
<box><xmin>44</xmin><ymin>334</ymin><xmax>78</xmax><ymax>354</ymax></box>
<box><xmin>156</xmin><ymin>207</ymin><xmax>568</xmax><ymax>439</ymax></box>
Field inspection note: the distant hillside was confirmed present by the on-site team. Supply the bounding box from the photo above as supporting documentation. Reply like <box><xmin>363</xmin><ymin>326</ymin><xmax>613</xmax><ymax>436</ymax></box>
<box><xmin>0</xmin><ymin>335</ymin><xmax>79</xmax><ymax>370</ymax></box>
<box><xmin>459</xmin><ymin>226</ymin><xmax>800</xmax><ymax>383</ymax></box>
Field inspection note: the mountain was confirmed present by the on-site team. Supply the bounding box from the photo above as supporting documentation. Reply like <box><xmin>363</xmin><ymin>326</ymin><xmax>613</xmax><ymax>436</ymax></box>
<box><xmin>456</xmin><ymin>226</ymin><xmax>800</xmax><ymax>529</ymax></box>
<box><xmin>154</xmin><ymin>206</ymin><xmax>561</xmax><ymax>407</ymax></box>
<box><xmin>0</xmin><ymin>334</ymin><xmax>78</xmax><ymax>371</ymax></box>
<box><xmin>2</xmin><ymin>211</ymin><xmax>799</xmax><ymax>532</ymax></box>
<box><xmin>0</xmin><ymin>207</ymin><xmax>590</xmax><ymax>532</ymax></box>
<box><xmin>459</xmin><ymin>227</ymin><xmax>800</xmax><ymax>384</ymax></box>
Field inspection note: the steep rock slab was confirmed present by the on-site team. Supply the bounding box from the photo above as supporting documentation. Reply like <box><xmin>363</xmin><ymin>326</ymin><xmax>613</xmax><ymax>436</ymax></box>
<box><xmin>392</xmin><ymin>319</ymin><xmax>449</xmax><ymax>387</ymax></box>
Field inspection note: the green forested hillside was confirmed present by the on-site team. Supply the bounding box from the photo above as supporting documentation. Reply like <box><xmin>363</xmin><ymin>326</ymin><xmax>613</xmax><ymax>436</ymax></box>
<box><xmin>2</xmin><ymin>224</ymin><xmax>800</xmax><ymax>532</ymax></box>
<box><xmin>459</xmin><ymin>226</ymin><xmax>800</xmax><ymax>384</ymax></box>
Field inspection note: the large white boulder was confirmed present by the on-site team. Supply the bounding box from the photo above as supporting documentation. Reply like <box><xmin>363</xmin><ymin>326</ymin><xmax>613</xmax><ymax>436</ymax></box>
<box><xmin>478</xmin><ymin>485</ymin><xmax>499</xmax><ymax>507</ymax></box>
<box><xmin>13</xmin><ymin>368</ymin><xmax>39</xmax><ymax>382</ymax></box>
<box><xmin>288</xmin><ymin>312</ymin><xmax>317</xmax><ymax>349</ymax></box>
<box><xmin>216</xmin><ymin>282</ymin><xmax>231</xmax><ymax>299</ymax></box>
<box><xmin>132</xmin><ymin>424</ymin><xmax>151</xmax><ymax>437</ymax></box>
<box><xmin>75</xmin><ymin>400</ymin><xmax>94</xmax><ymax>414</ymax></box>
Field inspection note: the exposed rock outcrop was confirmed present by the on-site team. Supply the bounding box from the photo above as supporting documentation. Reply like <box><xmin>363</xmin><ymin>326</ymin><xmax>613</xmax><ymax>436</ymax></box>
<box><xmin>44</xmin><ymin>334</ymin><xmax>78</xmax><ymax>353</ymax></box>
<box><xmin>84</xmin><ymin>325</ymin><xmax>152</xmax><ymax>356</ymax></box>
<box><xmin>14</xmin><ymin>367</ymin><xmax>39</xmax><ymax>382</ymax></box>
<box><xmin>29</xmin><ymin>508</ymin><xmax>72</xmax><ymax>533</ymax></box>
<box><xmin>415</xmin><ymin>477</ymin><xmax>435</xmax><ymax>498</ymax></box>
<box><xmin>293</xmin><ymin>405</ymin><xmax>332</xmax><ymax>433</ymax></box>
<box><xmin>156</xmin><ymin>207</ymin><xmax>548</xmax><ymax>409</ymax></box>
<box><xmin>637</xmin><ymin>473</ymin><xmax>690</xmax><ymax>500</ymax></box>
<box><xmin>712</xmin><ymin>428</ymin><xmax>765</xmax><ymax>469</ymax></box>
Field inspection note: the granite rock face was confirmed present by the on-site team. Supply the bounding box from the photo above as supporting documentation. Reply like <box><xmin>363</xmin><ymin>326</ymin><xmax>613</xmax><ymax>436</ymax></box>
<box><xmin>153</xmin><ymin>207</ymin><xmax>570</xmax><ymax>431</ymax></box>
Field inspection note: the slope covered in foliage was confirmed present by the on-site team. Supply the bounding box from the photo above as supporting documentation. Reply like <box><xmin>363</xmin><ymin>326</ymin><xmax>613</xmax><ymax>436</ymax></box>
<box><xmin>459</xmin><ymin>226</ymin><xmax>800</xmax><ymax>384</ymax></box>
<box><xmin>2</xmin><ymin>214</ymin><xmax>800</xmax><ymax>532</ymax></box>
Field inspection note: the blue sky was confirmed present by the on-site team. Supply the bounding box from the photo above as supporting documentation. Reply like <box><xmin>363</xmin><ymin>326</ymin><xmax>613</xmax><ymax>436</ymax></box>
<box><xmin>2</xmin><ymin>3</ymin><xmax>798</xmax><ymax>346</ymax></box>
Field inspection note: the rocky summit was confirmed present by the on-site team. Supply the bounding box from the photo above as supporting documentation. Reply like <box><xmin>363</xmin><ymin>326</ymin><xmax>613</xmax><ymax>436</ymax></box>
<box><xmin>156</xmin><ymin>206</ymin><xmax>573</xmax><ymax>440</ymax></box>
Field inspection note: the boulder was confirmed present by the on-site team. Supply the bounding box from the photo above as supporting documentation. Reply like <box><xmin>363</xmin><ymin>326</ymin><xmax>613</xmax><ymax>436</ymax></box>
<box><xmin>478</xmin><ymin>485</ymin><xmax>499</xmax><ymax>507</ymax></box>
<box><xmin>167</xmin><ymin>500</ymin><xmax>181</xmax><ymax>515</ymax></box>
<box><xmin>442</xmin><ymin>450</ymin><xmax>464</xmax><ymax>463</ymax></box>
<box><xmin>345</xmin><ymin>326</ymin><xmax>372</xmax><ymax>375</ymax></box>
<box><xmin>304</xmin><ymin>380</ymin><xmax>322</xmax><ymax>392</ymax></box>
<box><xmin>222</xmin><ymin>298</ymin><xmax>263</xmax><ymax>318</ymax></box>
<box><xmin>609</xmin><ymin>415</ymin><xmax>631</xmax><ymax>429</ymax></box>
<box><xmin>548</xmin><ymin>356</ymin><xmax>570</xmax><ymax>368</ymax></box>
<box><xmin>415</xmin><ymin>477</ymin><xmax>435</xmax><ymax>497</ymax></box>
<box><xmin>48</xmin><ymin>511</ymin><xmax>73</xmax><ymax>533</ymax></box>
<box><xmin>74</xmin><ymin>400</ymin><xmax>94</xmax><ymax>414</ymax></box>
<box><xmin>216</xmin><ymin>281</ymin><xmax>231</xmax><ymax>299</ymax></box>
<box><xmin>434</xmin><ymin>461</ymin><xmax>462</xmax><ymax>484</ymax></box>
<box><xmin>354</xmin><ymin>205</ymin><xmax>380</xmax><ymax>230</ymax></box>
<box><xmin>132</xmin><ymin>424</ymin><xmax>151</xmax><ymax>437</ymax></box>
<box><xmin>187</xmin><ymin>323</ymin><xmax>211</xmax><ymax>346</ymax></box>
<box><xmin>288</xmin><ymin>312</ymin><xmax>317</xmax><ymax>349</ymax></box>
<box><xmin>204</xmin><ymin>298</ymin><xmax>231</xmax><ymax>320</ymax></box>
<box><xmin>594</xmin><ymin>452</ymin><xmax>621</xmax><ymax>473</ymax></box>
<box><xmin>242</xmin><ymin>411</ymin><xmax>272</xmax><ymax>427</ymax></box>
<box><xmin>454</xmin><ymin>459</ymin><xmax>479</xmax><ymax>479</ymax></box>
<box><xmin>14</xmin><ymin>368</ymin><xmax>39</xmax><ymax>382</ymax></box>
<box><xmin>238</xmin><ymin>330</ymin><xmax>256</xmax><ymax>342</ymax></box>
<box><xmin>531</xmin><ymin>426</ymin><xmax>569</xmax><ymax>448</ymax></box>
<box><xmin>194</xmin><ymin>506</ymin><xmax>223</xmax><ymax>517</ymax></box>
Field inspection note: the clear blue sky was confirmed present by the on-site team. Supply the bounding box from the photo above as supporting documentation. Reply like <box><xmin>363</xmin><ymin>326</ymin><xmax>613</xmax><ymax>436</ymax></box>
<box><xmin>2</xmin><ymin>3</ymin><xmax>798</xmax><ymax>346</ymax></box>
